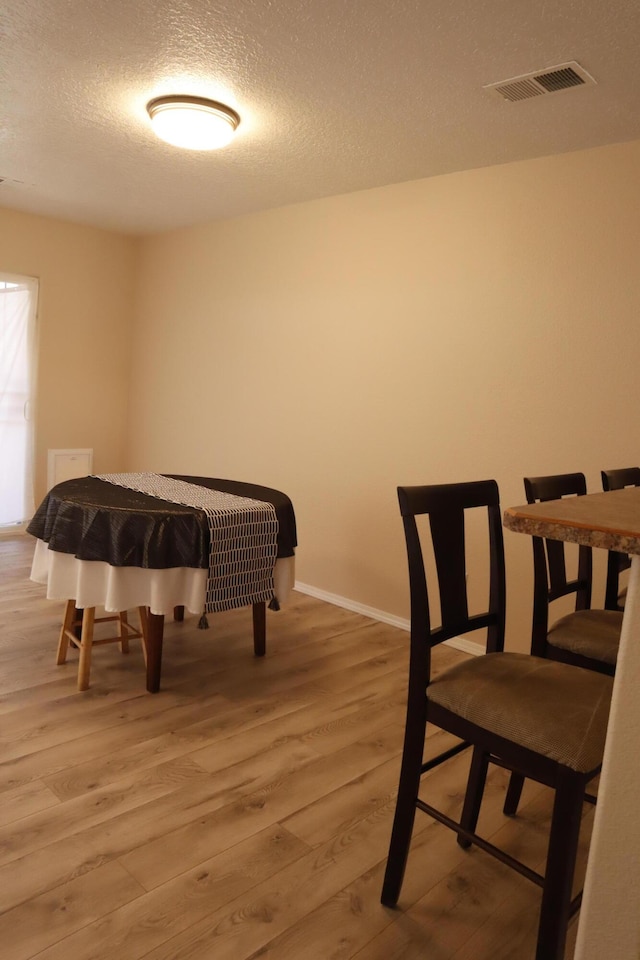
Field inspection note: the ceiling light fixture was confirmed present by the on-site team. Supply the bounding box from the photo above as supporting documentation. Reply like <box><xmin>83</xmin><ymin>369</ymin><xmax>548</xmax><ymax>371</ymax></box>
<box><xmin>146</xmin><ymin>95</ymin><xmax>240</xmax><ymax>150</ymax></box>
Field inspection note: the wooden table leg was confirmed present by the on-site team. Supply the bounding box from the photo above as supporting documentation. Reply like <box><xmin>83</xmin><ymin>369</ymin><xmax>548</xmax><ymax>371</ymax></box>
<box><xmin>77</xmin><ymin>607</ymin><xmax>95</xmax><ymax>692</ymax></box>
<box><xmin>173</xmin><ymin>605</ymin><xmax>184</xmax><ymax>621</ymax></box>
<box><xmin>252</xmin><ymin>602</ymin><xmax>266</xmax><ymax>657</ymax></box>
<box><xmin>145</xmin><ymin>611</ymin><xmax>164</xmax><ymax>693</ymax></box>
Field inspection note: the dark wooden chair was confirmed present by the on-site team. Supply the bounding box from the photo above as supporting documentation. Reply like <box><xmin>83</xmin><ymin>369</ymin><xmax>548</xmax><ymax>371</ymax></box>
<box><xmin>381</xmin><ymin>480</ymin><xmax>613</xmax><ymax>960</ymax></box>
<box><xmin>523</xmin><ymin>473</ymin><xmax>621</xmax><ymax>676</ymax></box>
<box><xmin>502</xmin><ymin>473</ymin><xmax>622</xmax><ymax>817</ymax></box>
<box><xmin>601</xmin><ymin>467</ymin><xmax>640</xmax><ymax>611</ymax></box>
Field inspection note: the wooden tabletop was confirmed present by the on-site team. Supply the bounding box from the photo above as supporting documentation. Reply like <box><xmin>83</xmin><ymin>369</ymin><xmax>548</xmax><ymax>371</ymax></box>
<box><xmin>504</xmin><ymin>486</ymin><xmax>640</xmax><ymax>555</ymax></box>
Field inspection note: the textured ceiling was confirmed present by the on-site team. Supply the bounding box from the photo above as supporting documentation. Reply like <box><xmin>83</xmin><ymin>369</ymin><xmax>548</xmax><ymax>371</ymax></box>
<box><xmin>2</xmin><ymin>0</ymin><xmax>640</xmax><ymax>235</ymax></box>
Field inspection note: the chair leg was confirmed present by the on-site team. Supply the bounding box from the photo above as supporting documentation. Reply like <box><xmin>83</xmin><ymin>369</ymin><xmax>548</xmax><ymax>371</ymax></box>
<box><xmin>57</xmin><ymin>599</ymin><xmax>75</xmax><ymax>665</ymax></box>
<box><xmin>504</xmin><ymin>772</ymin><xmax>526</xmax><ymax>816</ymax></box>
<box><xmin>535</xmin><ymin>768</ymin><xmax>584</xmax><ymax>960</ymax></box>
<box><xmin>457</xmin><ymin>746</ymin><xmax>489</xmax><ymax>848</ymax></box>
<box><xmin>77</xmin><ymin>607</ymin><xmax>95</xmax><ymax>692</ymax></box>
<box><xmin>381</xmin><ymin>695</ymin><xmax>427</xmax><ymax>907</ymax></box>
<box><xmin>72</xmin><ymin>605</ymin><xmax>83</xmax><ymax>640</ymax></box>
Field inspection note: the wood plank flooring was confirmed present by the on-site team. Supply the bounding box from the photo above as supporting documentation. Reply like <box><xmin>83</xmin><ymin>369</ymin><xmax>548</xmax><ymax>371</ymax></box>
<box><xmin>0</xmin><ymin>534</ymin><xmax>591</xmax><ymax>959</ymax></box>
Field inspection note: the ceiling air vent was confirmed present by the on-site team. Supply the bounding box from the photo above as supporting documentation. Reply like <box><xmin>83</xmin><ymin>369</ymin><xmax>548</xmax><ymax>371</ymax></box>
<box><xmin>484</xmin><ymin>62</ymin><xmax>596</xmax><ymax>102</ymax></box>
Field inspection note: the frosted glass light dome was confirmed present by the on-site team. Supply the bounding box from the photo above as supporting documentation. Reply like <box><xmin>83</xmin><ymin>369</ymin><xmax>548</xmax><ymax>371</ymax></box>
<box><xmin>147</xmin><ymin>96</ymin><xmax>240</xmax><ymax>150</ymax></box>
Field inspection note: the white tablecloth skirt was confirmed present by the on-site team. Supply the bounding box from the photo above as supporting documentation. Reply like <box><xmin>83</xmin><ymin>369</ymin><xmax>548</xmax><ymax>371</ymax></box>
<box><xmin>30</xmin><ymin>539</ymin><xmax>295</xmax><ymax>616</ymax></box>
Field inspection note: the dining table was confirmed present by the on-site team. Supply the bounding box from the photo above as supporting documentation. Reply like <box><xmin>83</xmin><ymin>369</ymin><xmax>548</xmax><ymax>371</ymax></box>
<box><xmin>27</xmin><ymin>474</ymin><xmax>297</xmax><ymax>693</ymax></box>
<box><xmin>504</xmin><ymin>487</ymin><xmax>640</xmax><ymax>960</ymax></box>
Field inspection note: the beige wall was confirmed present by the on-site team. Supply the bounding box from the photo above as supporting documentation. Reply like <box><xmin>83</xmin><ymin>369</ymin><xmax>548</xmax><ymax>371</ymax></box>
<box><xmin>129</xmin><ymin>139</ymin><xmax>640</xmax><ymax>648</ymax></box>
<box><xmin>0</xmin><ymin>207</ymin><xmax>136</xmax><ymax>499</ymax></box>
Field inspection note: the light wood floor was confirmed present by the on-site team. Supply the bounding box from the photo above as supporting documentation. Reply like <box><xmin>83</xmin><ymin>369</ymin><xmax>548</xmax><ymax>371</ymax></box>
<box><xmin>0</xmin><ymin>534</ymin><xmax>591</xmax><ymax>960</ymax></box>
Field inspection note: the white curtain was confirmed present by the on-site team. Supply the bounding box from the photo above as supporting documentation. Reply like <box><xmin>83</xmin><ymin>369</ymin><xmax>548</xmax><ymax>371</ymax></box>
<box><xmin>0</xmin><ymin>274</ymin><xmax>39</xmax><ymax>527</ymax></box>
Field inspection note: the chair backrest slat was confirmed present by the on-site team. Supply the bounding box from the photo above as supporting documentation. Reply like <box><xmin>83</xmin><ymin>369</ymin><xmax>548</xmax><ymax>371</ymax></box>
<box><xmin>429</xmin><ymin>507</ymin><xmax>469</xmax><ymax>631</ymax></box>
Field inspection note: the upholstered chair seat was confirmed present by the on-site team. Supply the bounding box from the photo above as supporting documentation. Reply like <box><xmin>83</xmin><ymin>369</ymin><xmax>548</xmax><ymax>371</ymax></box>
<box><xmin>429</xmin><ymin>651</ymin><xmax>611</xmax><ymax>771</ymax></box>
<box><xmin>547</xmin><ymin>608</ymin><xmax>623</xmax><ymax>667</ymax></box>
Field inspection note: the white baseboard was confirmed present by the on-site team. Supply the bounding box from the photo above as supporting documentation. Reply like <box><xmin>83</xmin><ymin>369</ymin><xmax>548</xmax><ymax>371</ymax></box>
<box><xmin>293</xmin><ymin>581</ymin><xmax>484</xmax><ymax>658</ymax></box>
<box><xmin>0</xmin><ymin>523</ymin><xmax>28</xmax><ymax>539</ymax></box>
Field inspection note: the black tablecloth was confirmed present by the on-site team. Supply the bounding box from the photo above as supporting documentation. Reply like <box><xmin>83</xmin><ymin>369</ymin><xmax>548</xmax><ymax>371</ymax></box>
<box><xmin>27</xmin><ymin>475</ymin><xmax>297</xmax><ymax>570</ymax></box>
